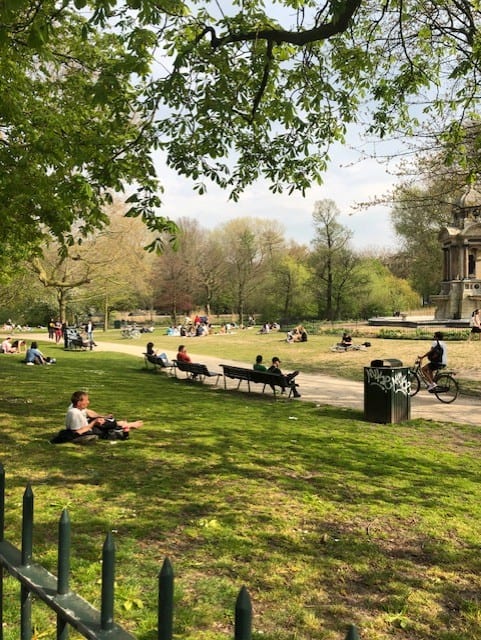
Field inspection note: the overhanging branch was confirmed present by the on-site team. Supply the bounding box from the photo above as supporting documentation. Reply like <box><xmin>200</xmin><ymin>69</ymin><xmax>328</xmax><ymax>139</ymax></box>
<box><xmin>207</xmin><ymin>0</ymin><xmax>363</xmax><ymax>48</ymax></box>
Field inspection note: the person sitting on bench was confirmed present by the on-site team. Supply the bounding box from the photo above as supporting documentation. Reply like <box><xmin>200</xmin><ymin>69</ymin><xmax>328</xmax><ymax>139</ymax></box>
<box><xmin>253</xmin><ymin>354</ymin><xmax>267</xmax><ymax>371</ymax></box>
<box><xmin>267</xmin><ymin>357</ymin><xmax>301</xmax><ymax>398</ymax></box>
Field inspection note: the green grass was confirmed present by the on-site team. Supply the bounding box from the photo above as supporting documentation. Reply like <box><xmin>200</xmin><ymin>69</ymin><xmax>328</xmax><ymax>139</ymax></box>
<box><xmin>2</xmin><ymin>344</ymin><xmax>481</xmax><ymax>639</ymax></box>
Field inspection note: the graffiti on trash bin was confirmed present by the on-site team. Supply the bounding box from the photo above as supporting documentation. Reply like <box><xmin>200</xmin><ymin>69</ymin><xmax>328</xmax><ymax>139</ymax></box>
<box><xmin>365</xmin><ymin>368</ymin><xmax>410</xmax><ymax>395</ymax></box>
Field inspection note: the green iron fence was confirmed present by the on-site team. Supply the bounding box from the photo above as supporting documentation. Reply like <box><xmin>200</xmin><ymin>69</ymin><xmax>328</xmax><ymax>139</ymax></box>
<box><xmin>0</xmin><ymin>464</ymin><xmax>360</xmax><ymax>640</ymax></box>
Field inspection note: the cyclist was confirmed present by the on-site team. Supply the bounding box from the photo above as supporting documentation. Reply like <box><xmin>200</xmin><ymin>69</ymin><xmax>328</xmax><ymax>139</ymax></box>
<box><xmin>418</xmin><ymin>331</ymin><xmax>447</xmax><ymax>392</ymax></box>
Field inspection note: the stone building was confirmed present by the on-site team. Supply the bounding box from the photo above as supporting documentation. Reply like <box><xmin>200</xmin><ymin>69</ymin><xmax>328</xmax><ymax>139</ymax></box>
<box><xmin>432</xmin><ymin>186</ymin><xmax>481</xmax><ymax>319</ymax></box>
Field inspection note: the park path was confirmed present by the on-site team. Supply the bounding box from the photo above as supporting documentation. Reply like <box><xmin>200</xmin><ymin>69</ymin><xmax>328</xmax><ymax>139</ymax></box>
<box><xmin>22</xmin><ymin>333</ymin><xmax>481</xmax><ymax>428</ymax></box>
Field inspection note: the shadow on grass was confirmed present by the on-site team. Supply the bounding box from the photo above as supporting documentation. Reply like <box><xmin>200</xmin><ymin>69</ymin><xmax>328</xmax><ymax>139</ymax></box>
<box><xmin>2</xmin><ymin>351</ymin><xmax>481</xmax><ymax>639</ymax></box>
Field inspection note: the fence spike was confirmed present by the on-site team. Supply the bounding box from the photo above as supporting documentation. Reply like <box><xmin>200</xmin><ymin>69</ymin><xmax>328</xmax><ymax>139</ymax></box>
<box><xmin>235</xmin><ymin>586</ymin><xmax>252</xmax><ymax>640</ymax></box>
<box><xmin>57</xmin><ymin>509</ymin><xmax>71</xmax><ymax>595</ymax></box>
<box><xmin>21</xmin><ymin>484</ymin><xmax>33</xmax><ymax>566</ymax></box>
<box><xmin>345</xmin><ymin>623</ymin><xmax>360</xmax><ymax>640</ymax></box>
<box><xmin>0</xmin><ymin>463</ymin><xmax>4</xmax><ymax>542</ymax></box>
<box><xmin>100</xmin><ymin>531</ymin><xmax>115</xmax><ymax>631</ymax></box>
<box><xmin>158</xmin><ymin>557</ymin><xmax>174</xmax><ymax>640</ymax></box>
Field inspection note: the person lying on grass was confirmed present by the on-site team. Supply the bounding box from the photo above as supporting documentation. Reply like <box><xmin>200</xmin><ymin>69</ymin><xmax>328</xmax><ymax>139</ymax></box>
<box><xmin>51</xmin><ymin>390</ymin><xmax>143</xmax><ymax>444</ymax></box>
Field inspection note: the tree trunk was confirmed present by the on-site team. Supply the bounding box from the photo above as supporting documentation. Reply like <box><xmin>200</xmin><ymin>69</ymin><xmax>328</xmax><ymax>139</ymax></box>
<box><xmin>57</xmin><ymin>289</ymin><xmax>68</xmax><ymax>323</ymax></box>
<box><xmin>103</xmin><ymin>294</ymin><xmax>109</xmax><ymax>331</ymax></box>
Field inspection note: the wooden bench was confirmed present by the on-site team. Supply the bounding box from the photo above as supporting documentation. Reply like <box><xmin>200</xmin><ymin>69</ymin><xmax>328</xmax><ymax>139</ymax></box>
<box><xmin>173</xmin><ymin>360</ymin><xmax>221</xmax><ymax>384</ymax></box>
<box><xmin>220</xmin><ymin>364</ymin><xmax>294</xmax><ymax>398</ymax></box>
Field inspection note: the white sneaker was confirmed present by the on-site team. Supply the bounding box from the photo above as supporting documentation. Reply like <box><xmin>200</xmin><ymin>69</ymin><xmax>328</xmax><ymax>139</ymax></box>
<box><xmin>26</xmin><ymin>362</ymin><xmax>34</xmax><ymax>366</ymax></box>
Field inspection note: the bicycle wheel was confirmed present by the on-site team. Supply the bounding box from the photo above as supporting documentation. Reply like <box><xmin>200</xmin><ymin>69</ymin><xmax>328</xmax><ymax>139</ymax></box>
<box><xmin>408</xmin><ymin>369</ymin><xmax>421</xmax><ymax>397</ymax></box>
<box><xmin>433</xmin><ymin>373</ymin><xmax>459</xmax><ymax>404</ymax></box>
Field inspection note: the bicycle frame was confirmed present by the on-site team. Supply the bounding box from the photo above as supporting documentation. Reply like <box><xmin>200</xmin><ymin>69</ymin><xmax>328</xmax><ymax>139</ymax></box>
<box><xmin>409</xmin><ymin>359</ymin><xmax>459</xmax><ymax>403</ymax></box>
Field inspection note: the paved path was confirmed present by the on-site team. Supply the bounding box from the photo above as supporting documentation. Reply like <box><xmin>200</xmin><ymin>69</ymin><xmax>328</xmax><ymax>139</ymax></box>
<box><xmin>22</xmin><ymin>334</ymin><xmax>481</xmax><ymax>427</ymax></box>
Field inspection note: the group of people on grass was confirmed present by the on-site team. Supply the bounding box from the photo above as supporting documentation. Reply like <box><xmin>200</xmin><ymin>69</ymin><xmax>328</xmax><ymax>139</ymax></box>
<box><xmin>286</xmin><ymin>325</ymin><xmax>308</xmax><ymax>343</ymax></box>
<box><xmin>1</xmin><ymin>337</ymin><xmax>56</xmax><ymax>364</ymax></box>
<box><xmin>1</xmin><ymin>336</ymin><xmax>26</xmax><ymax>354</ymax></box>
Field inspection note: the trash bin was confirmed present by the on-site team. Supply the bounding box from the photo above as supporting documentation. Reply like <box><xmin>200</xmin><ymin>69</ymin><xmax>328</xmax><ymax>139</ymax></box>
<box><xmin>364</xmin><ymin>359</ymin><xmax>410</xmax><ymax>423</ymax></box>
<box><xmin>113</xmin><ymin>320</ymin><xmax>121</xmax><ymax>329</ymax></box>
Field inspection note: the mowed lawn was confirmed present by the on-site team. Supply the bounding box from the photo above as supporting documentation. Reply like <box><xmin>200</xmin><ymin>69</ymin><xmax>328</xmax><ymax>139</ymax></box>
<box><xmin>1</xmin><ymin>333</ymin><xmax>481</xmax><ymax>640</ymax></box>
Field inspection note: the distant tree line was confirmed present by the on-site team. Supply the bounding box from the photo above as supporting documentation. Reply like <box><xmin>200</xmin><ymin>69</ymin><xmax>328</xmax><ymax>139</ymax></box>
<box><xmin>0</xmin><ymin>199</ymin><xmax>423</xmax><ymax>327</ymax></box>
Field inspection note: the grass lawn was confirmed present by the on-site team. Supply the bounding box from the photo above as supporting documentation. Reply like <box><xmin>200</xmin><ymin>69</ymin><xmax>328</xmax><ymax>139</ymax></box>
<box><xmin>1</xmin><ymin>338</ymin><xmax>481</xmax><ymax>639</ymax></box>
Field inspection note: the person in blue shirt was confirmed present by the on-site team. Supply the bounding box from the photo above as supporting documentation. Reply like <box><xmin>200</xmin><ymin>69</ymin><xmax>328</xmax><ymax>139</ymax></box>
<box><xmin>25</xmin><ymin>341</ymin><xmax>55</xmax><ymax>365</ymax></box>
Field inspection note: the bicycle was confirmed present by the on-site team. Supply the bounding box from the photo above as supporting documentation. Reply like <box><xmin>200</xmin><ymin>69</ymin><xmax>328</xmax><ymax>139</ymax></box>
<box><xmin>408</xmin><ymin>359</ymin><xmax>459</xmax><ymax>404</ymax></box>
<box><xmin>120</xmin><ymin>326</ymin><xmax>140</xmax><ymax>339</ymax></box>
<box><xmin>330</xmin><ymin>343</ymin><xmax>367</xmax><ymax>352</ymax></box>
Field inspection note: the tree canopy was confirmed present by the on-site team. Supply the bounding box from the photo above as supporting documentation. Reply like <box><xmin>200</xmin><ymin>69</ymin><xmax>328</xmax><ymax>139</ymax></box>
<box><xmin>3</xmin><ymin>1</ymin><xmax>481</xmax><ymax>247</ymax></box>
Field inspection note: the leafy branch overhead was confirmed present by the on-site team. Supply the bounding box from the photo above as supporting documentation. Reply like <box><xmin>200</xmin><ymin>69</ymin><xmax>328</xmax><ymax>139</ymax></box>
<box><xmin>2</xmin><ymin>1</ymin><xmax>481</xmax><ymax>248</ymax></box>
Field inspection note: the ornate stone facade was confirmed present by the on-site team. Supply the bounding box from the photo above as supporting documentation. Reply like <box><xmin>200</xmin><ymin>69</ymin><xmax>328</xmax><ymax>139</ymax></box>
<box><xmin>432</xmin><ymin>186</ymin><xmax>481</xmax><ymax>319</ymax></box>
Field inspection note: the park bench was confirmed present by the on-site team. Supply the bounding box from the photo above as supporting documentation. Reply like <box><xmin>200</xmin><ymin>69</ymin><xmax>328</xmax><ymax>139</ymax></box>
<box><xmin>143</xmin><ymin>352</ymin><xmax>175</xmax><ymax>375</ymax></box>
<box><xmin>65</xmin><ymin>327</ymin><xmax>87</xmax><ymax>350</ymax></box>
<box><xmin>173</xmin><ymin>359</ymin><xmax>222</xmax><ymax>384</ymax></box>
<box><xmin>220</xmin><ymin>364</ymin><xmax>294</xmax><ymax>398</ymax></box>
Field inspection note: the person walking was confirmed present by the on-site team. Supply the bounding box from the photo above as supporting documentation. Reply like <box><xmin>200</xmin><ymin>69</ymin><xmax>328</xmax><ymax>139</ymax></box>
<box><xmin>468</xmin><ymin>309</ymin><xmax>481</xmax><ymax>341</ymax></box>
<box><xmin>86</xmin><ymin>317</ymin><xmax>97</xmax><ymax>350</ymax></box>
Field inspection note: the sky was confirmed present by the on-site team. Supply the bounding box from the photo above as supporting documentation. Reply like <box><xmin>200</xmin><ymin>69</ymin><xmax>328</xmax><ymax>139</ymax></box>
<box><xmin>155</xmin><ymin>134</ymin><xmax>400</xmax><ymax>252</ymax></box>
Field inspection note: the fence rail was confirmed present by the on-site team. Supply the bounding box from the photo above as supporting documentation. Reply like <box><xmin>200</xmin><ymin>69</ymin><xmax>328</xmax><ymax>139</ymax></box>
<box><xmin>0</xmin><ymin>464</ymin><xmax>360</xmax><ymax>639</ymax></box>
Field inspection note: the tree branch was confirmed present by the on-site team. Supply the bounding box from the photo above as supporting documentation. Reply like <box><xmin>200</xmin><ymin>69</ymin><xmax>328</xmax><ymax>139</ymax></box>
<box><xmin>207</xmin><ymin>0</ymin><xmax>363</xmax><ymax>48</ymax></box>
<box><xmin>251</xmin><ymin>39</ymin><xmax>274</xmax><ymax>121</ymax></box>
<box><xmin>31</xmin><ymin>256</ymin><xmax>91</xmax><ymax>288</ymax></box>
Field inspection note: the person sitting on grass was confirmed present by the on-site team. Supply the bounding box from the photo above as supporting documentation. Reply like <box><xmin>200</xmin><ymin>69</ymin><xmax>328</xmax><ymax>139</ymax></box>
<box><xmin>1</xmin><ymin>336</ymin><xmax>17</xmax><ymax>353</ymax></box>
<box><xmin>62</xmin><ymin>390</ymin><xmax>143</xmax><ymax>443</ymax></box>
<box><xmin>267</xmin><ymin>357</ymin><xmax>301</xmax><ymax>398</ymax></box>
<box><xmin>25</xmin><ymin>341</ymin><xmax>56</xmax><ymax>365</ymax></box>
<box><xmin>339</xmin><ymin>332</ymin><xmax>353</xmax><ymax>348</ymax></box>
<box><xmin>253</xmin><ymin>354</ymin><xmax>267</xmax><ymax>371</ymax></box>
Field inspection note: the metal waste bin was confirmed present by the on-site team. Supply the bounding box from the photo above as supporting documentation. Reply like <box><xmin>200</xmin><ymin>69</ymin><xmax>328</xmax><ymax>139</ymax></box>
<box><xmin>113</xmin><ymin>320</ymin><xmax>121</xmax><ymax>329</ymax></box>
<box><xmin>364</xmin><ymin>359</ymin><xmax>410</xmax><ymax>423</ymax></box>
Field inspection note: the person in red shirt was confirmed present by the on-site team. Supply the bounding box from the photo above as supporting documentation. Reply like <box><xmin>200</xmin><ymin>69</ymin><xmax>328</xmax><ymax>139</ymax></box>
<box><xmin>176</xmin><ymin>345</ymin><xmax>191</xmax><ymax>363</ymax></box>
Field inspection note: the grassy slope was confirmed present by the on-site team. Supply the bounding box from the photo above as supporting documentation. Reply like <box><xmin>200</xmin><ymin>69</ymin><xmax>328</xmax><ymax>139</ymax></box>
<box><xmin>0</xmin><ymin>339</ymin><xmax>481</xmax><ymax>639</ymax></box>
